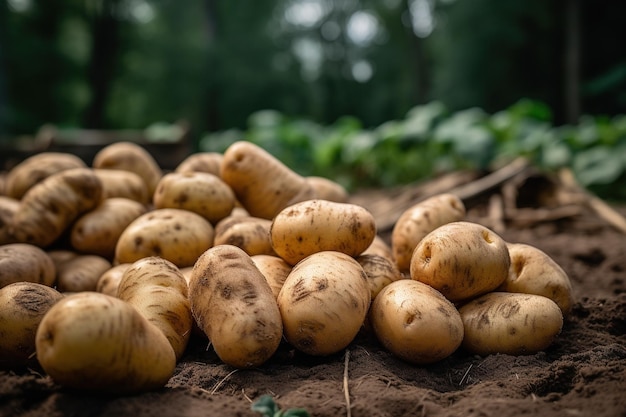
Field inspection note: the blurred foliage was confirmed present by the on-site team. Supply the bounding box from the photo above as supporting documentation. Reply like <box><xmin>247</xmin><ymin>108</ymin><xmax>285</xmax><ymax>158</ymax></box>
<box><xmin>200</xmin><ymin>99</ymin><xmax>626</xmax><ymax>201</ymax></box>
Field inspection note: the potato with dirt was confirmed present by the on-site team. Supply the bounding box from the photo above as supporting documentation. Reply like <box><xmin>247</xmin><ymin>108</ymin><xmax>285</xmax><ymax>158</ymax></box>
<box><xmin>189</xmin><ymin>245</ymin><xmax>283</xmax><ymax>368</ymax></box>
<box><xmin>214</xmin><ymin>215</ymin><xmax>276</xmax><ymax>256</ymax></box>
<box><xmin>93</xmin><ymin>169</ymin><xmax>151</xmax><ymax>205</ymax></box>
<box><xmin>392</xmin><ymin>193</ymin><xmax>466</xmax><ymax>272</ymax></box>
<box><xmin>71</xmin><ymin>198</ymin><xmax>148</xmax><ymax>258</ymax></box>
<box><xmin>0</xmin><ymin>282</ymin><xmax>63</xmax><ymax>368</ymax></box>
<box><xmin>9</xmin><ymin>168</ymin><xmax>103</xmax><ymax>247</ymax></box>
<box><xmin>0</xmin><ymin>243</ymin><xmax>56</xmax><ymax>289</ymax></box>
<box><xmin>117</xmin><ymin>257</ymin><xmax>192</xmax><ymax>360</ymax></box>
<box><xmin>278</xmin><ymin>251</ymin><xmax>371</xmax><ymax>356</ymax></box>
<box><xmin>369</xmin><ymin>279</ymin><xmax>464</xmax><ymax>364</ymax></box>
<box><xmin>35</xmin><ymin>292</ymin><xmax>176</xmax><ymax>393</ymax></box>
<box><xmin>270</xmin><ymin>199</ymin><xmax>377</xmax><ymax>266</ymax></box>
<box><xmin>459</xmin><ymin>292</ymin><xmax>564</xmax><ymax>355</ymax></box>
<box><xmin>55</xmin><ymin>254</ymin><xmax>112</xmax><ymax>293</ymax></box>
<box><xmin>115</xmin><ymin>208</ymin><xmax>214</xmax><ymax>268</ymax></box>
<box><xmin>356</xmin><ymin>253</ymin><xmax>403</xmax><ymax>300</ymax></box>
<box><xmin>410</xmin><ymin>221</ymin><xmax>510</xmax><ymax>303</ymax></box>
<box><xmin>220</xmin><ymin>141</ymin><xmax>316</xmax><ymax>219</ymax></box>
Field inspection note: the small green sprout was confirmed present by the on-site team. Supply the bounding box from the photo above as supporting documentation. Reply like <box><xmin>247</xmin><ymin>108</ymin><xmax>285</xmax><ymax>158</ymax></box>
<box><xmin>251</xmin><ymin>395</ymin><xmax>311</xmax><ymax>417</ymax></box>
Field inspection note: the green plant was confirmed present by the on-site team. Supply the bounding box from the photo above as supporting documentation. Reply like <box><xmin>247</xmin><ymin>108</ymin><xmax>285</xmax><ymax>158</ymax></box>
<box><xmin>251</xmin><ymin>395</ymin><xmax>310</xmax><ymax>417</ymax></box>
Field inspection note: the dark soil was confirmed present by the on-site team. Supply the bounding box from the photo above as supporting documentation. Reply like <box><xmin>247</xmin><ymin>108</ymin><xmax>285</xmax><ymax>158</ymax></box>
<box><xmin>1</xmin><ymin>201</ymin><xmax>625</xmax><ymax>417</ymax></box>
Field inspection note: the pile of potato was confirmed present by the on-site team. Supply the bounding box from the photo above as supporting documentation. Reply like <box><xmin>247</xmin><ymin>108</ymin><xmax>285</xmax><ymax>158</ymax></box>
<box><xmin>0</xmin><ymin>140</ymin><xmax>573</xmax><ymax>394</ymax></box>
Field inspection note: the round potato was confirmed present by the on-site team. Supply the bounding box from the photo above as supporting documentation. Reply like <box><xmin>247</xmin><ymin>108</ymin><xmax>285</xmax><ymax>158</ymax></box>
<box><xmin>93</xmin><ymin>168</ymin><xmax>150</xmax><ymax>205</ymax></box>
<box><xmin>56</xmin><ymin>254</ymin><xmax>112</xmax><ymax>293</ymax></box>
<box><xmin>0</xmin><ymin>282</ymin><xmax>64</xmax><ymax>367</ymax></box>
<box><xmin>0</xmin><ymin>243</ymin><xmax>56</xmax><ymax>289</ymax></box>
<box><xmin>214</xmin><ymin>215</ymin><xmax>276</xmax><ymax>256</ymax></box>
<box><xmin>71</xmin><ymin>198</ymin><xmax>148</xmax><ymax>258</ymax></box>
<box><xmin>499</xmin><ymin>243</ymin><xmax>574</xmax><ymax>316</ymax></box>
<box><xmin>35</xmin><ymin>292</ymin><xmax>176</xmax><ymax>393</ymax></box>
<box><xmin>96</xmin><ymin>263</ymin><xmax>132</xmax><ymax>297</ymax></box>
<box><xmin>356</xmin><ymin>253</ymin><xmax>403</xmax><ymax>300</ymax></box>
<box><xmin>189</xmin><ymin>245</ymin><xmax>283</xmax><ymax>368</ymax></box>
<box><xmin>459</xmin><ymin>292</ymin><xmax>564</xmax><ymax>356</ymax></box>
<box><xmin>251</xmin><ymin>254</ymin><xmax>292</xmax><ymax>300</ymax></box>
<box><xmin>278</xmin><ymin>251</ymin><xmax>371</xmax><ymax>356</ymax></box>
<box><xmin>370</xmin><ymin>279</ymin><xmax>464</xmax><ymax>364</ymax></box>
<box><xmin>153</xmin><ymin>172</ymin><xmax>235</xmax><ymax>224</ymax></box>
<box><xmin>175</xmin><ymin>152</ymin><xmax>223</xmax><ymax>176</ymax></box>
<box><xmin>270</xmin><ymin>199</ymin><xmax>377</xmax><ymax>266</ymax></box>
<box><xmin>392</xmin><ymin>193</ymin><xmax>466</xmax><ymax>272</ymax></box>
<box><xmin>410</xmin><ymin>221</ymin><xmax>510</xmax><ymax>303</ymax></box>
<box><xmin>115</xmin><ymin>208</ymin><xmax>215</xmax><ymax>268</ymax></box>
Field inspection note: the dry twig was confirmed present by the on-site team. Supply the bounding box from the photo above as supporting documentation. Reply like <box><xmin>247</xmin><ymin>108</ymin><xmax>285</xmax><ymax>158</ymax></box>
<box><xmin>343</xmin><ymin>350</ymin><xmax>352</xmax><ymax>417</ymax></box>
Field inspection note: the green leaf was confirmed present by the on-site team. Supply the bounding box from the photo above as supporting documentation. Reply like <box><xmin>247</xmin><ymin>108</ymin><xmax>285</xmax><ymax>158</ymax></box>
<box><xmin>251</xmin><ymin>395</ymin><xmax>280</xmax><ymax>416</ymax></box>
<box><xmin>573</xmin><ymin>146</ymin><xmax>624</xmax><ymax>186</ymax></box>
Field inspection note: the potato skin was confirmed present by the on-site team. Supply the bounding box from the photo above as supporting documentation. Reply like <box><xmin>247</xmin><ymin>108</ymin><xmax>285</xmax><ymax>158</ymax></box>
<box><xmin>175</xmin><ymin>152</ymin><xmax>223</xmax><ymax>176</ymax></box>
<box><xmin>189</xmin><ymin>245</ymin><xmax>283</xmax><ymax>368</ymax></box>
<box><xmin>459</xmin><ymin>292</ymin><xmax>563</xmax><ymax>356</ymax></box>
<box><xmin>93</xmin><ymin>169</ymin><xmax>150</xmax><ymax>205</ymax></box>
<box><xmin>56</xmin><ymin>254</ymin><xmax>112</xmax><ymax>293</ymax></box>
<box><xmin>277</xmin><ymin>251</ymin><xmax>371</xmax><ymax>356</ymax></box>
<box><xmin>370</xmin><ymin>280</ymin><xmax>464</xmax><ymax>364</ymax></box>
<box><xmin>251</xmin><ymin>254</ymin><xmax>292</xmax><ymax>300</ymax></box>
<box><xmin>35</xmin><ymin>292</ymin><xmax>176</xmax><ymax>394</ymax></box>
<box><xmin>96</xmin><ymin>263</ymin><xmax>131</xmax><ymax>297</ymax></box>
<box><xmin>410</xmin><ymin>221</ymin><xmax>510</xmax><ymax>303</ymax></box>
<box><xmin>0</xmin><ymin>282</ymin><xmax>63</xmax><ymax>367</ymax></box>
<box><xmin>0</xmin><ymin>196</ymin><xmax>20</xmax><ymax>245</ymax></box>
<box><xmin>0</xmin><ymin>243</ymin><xmax>56</xmax><ymax>288</ymax></box>
<box><xmin>392</xmin><ymin>193</ymin><xmax>466</xmax><ymax>272</ymax></box>
<box><xmin>356</xmin><ymin>254</ymin><xmax>403</xmax><ymax>300</ymax></box>
<box><xmin>305</xmin><ymin>176</ymin><xmax>349</xmax><ymax>203</ymax></box>
<box><xmin>115</xmin><ymin>208</ymin><xmax>215</xmax><ymax>268</ymax></box>
<box><xmin>270</xmin><ymin>199</ymin><xmax>377</xmax><ymax>266</ymax></box>
<box><xmin>214</xmin><ymin>216</ymin><xmax>276</xmax><ymax>256</ymax></box>
<box><xmin>499</xmin><ymin>243</ymin><xmax>574</xmax><ymax>316</ymax></box>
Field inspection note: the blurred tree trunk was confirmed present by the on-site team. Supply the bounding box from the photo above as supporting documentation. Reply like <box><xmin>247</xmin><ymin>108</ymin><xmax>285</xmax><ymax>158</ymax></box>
<box><xmin>0</xmin><ymin>2</ymin><xmax>8</xmax><ymax>139</ymax></box>
<box><xmin>564</xmin><ymin>0</ymin><xmax>581</xmax><ymax>124</ymax></box>
<box><xmin>204</xmin><ymin>0</ymin><xmax>220</xmax><ymax>133</ymax></box>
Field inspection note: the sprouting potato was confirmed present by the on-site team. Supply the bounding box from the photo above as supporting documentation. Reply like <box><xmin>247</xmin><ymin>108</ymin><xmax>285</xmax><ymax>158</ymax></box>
<box><xmin>214</xmin><ymin>215</ymin><xmax>276</xmax><ymax>256</ymax></box>
<box><xmin>392</xmin><ymin>193</ymin><xmax>466</xmax><ymax>272</ymax></box>
<box><xmin>369</xmin><ymin>279</ymin><xmax>464</xmax><ymax>364</ymax></box>
<box><xmin>56</xmin><ymin>254</ymin><xmax>112</xmax><ymax>293</ymax></box>
<box><xmin>0</xmin><ymin>243</ymin><xmax>56</xmax><ymax>289</ymax></box>
<box><xmin>270</xmin><ymin>199</ymin><xmax>377</xmax><ymax>266</ymax></box>
<box><xmin>410</xmin><ymin>221</ymin><xmax>510</xmax><ymax>303</ymax></box>
<box><xmin>459</xmin><ymin>292</ymin><xmax>564</xmax><ymax>356</ymax></box>
<box><xmin>251</xmin><ymin>254</ymin><xmax>292</xmax><ymax>300</ymax></box>
<box><xmin>277</xmin><ymin>251</ymin><xmax>371</xmax><ymax>356</ymax></box>
<box><xmin>189</xmin><ymin>245</ymin><xmax>283</xmax><ymax>368</ymax></box>
<box><xmin>35</xmin><ymin>292</ymin><xmax>176</xmax><ymax>393</ymax></box>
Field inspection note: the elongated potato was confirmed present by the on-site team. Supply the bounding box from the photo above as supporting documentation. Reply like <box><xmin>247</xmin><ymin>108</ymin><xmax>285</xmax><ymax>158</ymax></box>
<box><xmin>35</xmin><ymin>292</ymin><xmax>176</xmax><ymax>393</ymax></box>
<box><xmin>56</xmin><ymin>254</ymin><xmax>112</xmax><ymax>293</ymax></box>
<box><xmin>0</xmin><ymin>196</ymin><xmax>20</xmax><ymax>245</ymax></box>
<box><xmin>410</xmin><ymin>221</ymin><xmax>510</xmax><ymax>303</ymax></box>
<box><xmin>92</xmin><ymin>141</ymin><xmax>162</xmax><ymax>196</ymax></box>
<box><xmin>459</xmin><ymin>292</ymin><xmax>563</xmax><ymax>355</ymax></box>
<box><xmin>5</xmin><ymin>152</ymin><xmax>86</xmax><ymax>200</ymax></box>
<box><xmin>214</xmin><ymin>215</ymin><xmax>276</xmax><ymax>256</ymax></box>
<box><xmin>96</xmin><ymin>263</ymin><xmax>131</xmax><ymax>297</ymax></box>
<box><xmin>71</xmin><ymin>198</ymin><xmax>148</xmax><ymax>258</ymax></box>
<box><xmin>220</xmin><ymin>141</ymin><xmax>316</xmax><ymax>219</ymax></box>
<box><xmin>251</xmin><ymin>254</ymin><xmax>292</xmax><ymax>300</ymax></box>
<box><xmin>499</xmin><ymin>243</ymin><xmax>574</xmax><ymax>316</ymax></box>
<box><xmin>9</xmin><ymin>168</ymin><xmax>103</xmax><ymax>247</ymax></box>
<box><xmin>356</xmin><ymin>253</ymin><xmax>403</xmax><ymax>300</ymax></box>
<box><xmin>270</xmin><ymin>199</ymin><xmax>377</xmax><ymax>266</ymax></box>
<box><xmin>278</xmin><ymin>251</ymin><xmax>371</xmax><ymax>356</ymax></box>
<box><xmin>93</xmin><ymin>168</ymin><xmax>150</xmax><ymax>205</ymax></box>
<box><xmin>370</xmin><ymin>279</ymin><xmax>464</xmax><ymax>364</ymax></box>
<box><xmin>115</xmin><ymin>208</ymin><xmax>215</xmax><ymax>268</ymax></box>
<box><xmin>175</xmin><ymin>152</ymin><xmax>223</xmax><ymax>176</ymax></box>
<box><xmin>153</xmin><ymin>172</ymin><xmax>235</xmax><ymax>224</ymax></box>
<box><xmin>305</xmin><ymin>176</ymin><xmax>349</xmax><ymax>203</ymax></box>
<box><xmin>0</xmin><ymin>243</ymin><xmax>56</xmax><ymax>288</ymax></box>
<box><xmin>392</xmin><ymin>193</ymin><xmax>466</xmax><ymax>272</ymax></box>
<box><xmin>189</xmin><ymin>245</ymin><xmax>283</xmax><ymax>368</ymax></box>
<box><xmin>117</xmin><ymin>257</ymin><xmax>192</xmax><ymax>360</ymax></box>
<box><xmin>0</xmin><ymin>282</ymin><xmax>63</xmax><ymax>368</ymax></box>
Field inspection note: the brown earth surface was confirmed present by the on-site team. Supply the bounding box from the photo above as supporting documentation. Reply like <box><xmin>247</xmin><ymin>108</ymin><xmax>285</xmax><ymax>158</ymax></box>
<box><xmin>1</xmin><ymin>189</ymin><xmax>625</xmax><ymax>417</ymax></box>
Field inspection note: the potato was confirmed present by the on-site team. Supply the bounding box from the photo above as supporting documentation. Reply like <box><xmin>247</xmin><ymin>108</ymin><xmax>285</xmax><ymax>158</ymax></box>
<box><xmin>270</xmin><ymin>199</ymin><xmax>377</xmax><ymax>266</ymax></box>
<box><xmin>96</xmin><ymin>263</ymin><xmax>132</xmax><ymax>297</ymax></box>
<box><xmin>356</xmin><ymin>254</ymin><xmax>403</xmax><ymax>300</ymax></box>
<box><xmin>70</xmin><ymin>198</ymin><xmax>148</xmax><ymax>258</ymax></box>
<box><xmin>305</xmin><ymin>176</ymin><xmax>349</xmax><ymax>203</ymax></box>
<box><xmin>392</xmin><ymin>193</ymin><xmax>466</xmax><ymax>272</ymax></box>
<box><xmin>251</xmin><ymin>254</ymin><xmax>292</xmax><ymax>300</ymax></box>
<box><xmin>410</xmin><ymin>221</ymin><xmax>510</xmax><ymax>303</ymax></box>
<box><xmin>220</xmin><ymin>141</ymin><xmax>316</xmax><ymax>219</ymax></box>
<box><xmin>9</xmin><ymin>168</ymin><xmax>103</xmax><ymax>247</ymax></box>
<box><xmin>278</xmin><ymin>251</ymin><xmax>371</xmax><ymax>356</ymax></box>
<box><xmin>0</xmin><ymin>195</ymin><xmax>20</xmax><ymax>245</ymax></box>
<box><xmin>47</xmin><ymin>249</ymin><xmax>79</xmax><ymax>267</ymax></box>
<box><xmin>175</xmin><ymin>152</ymin><xmax>223</xmax><ymax>176</ymax></box>
<box><xmin>35</xmin><ymin>292</ymin><xmax>176</xmax><ymax>393</ymax></box>
<box><xmin>214</xmin><ymin>215</ymin><xmax>276</xmax><ymax>256</ymax></box>
<box><xmin>362</xmin><ymin>235</ymin><xmax>394</xmax><ymax>263</ymax></box>
<box><xmin>93</xmin><ymin>168</ymin><xmax>150</xmax><ymax>205</ymax></box>
<box><xmin>459</xmin><ymin>292</ymin><xmax>564</xmax><ymax>355</ymax></box>
<box><xmin>369</xmin><ymin>279</ymin><xmax>464</xmax><ymax>364</ymax></box>
<box><xmin>0</xmin><ymin>243</ymin><xmax>56</xmax><ymax>288</ymax></box>
<box><xmin>189</xmin><ymin>245</ymin><xmax>283</xmax><ymax>368</ymax></box>
<box><xmin>498</xmin><ymin>243</ymin><xmax>574</xmax><ymax>316</ymax></box>
<box><xmin>56</xmin><ymin>254</ymin><xmax>112</xmax><ymax>293</ymax></box>
<box><xmin>153</xmin><ymin>172</ymin><xmax>235</xmax><ymax>224</ymax></box>
<box><xmin>5</xmin><ymin>152</ymin><xmax>86</xmax><ymax>200</ymax></box>
<box><xmin>117</xmin><ymin>257</ymin><xmax>192</xmax><ymax>360</ymax></box>
<box><xmin>115</xmin><ymin>208</ymin><xmax>215</xmax><ymax>268</ymax></box>
<box><xmin>92</xmin><ymin>141</ymin><xmax>162</xmax><ymax>196</ymax></box>
<box><xmin>0</xmin><ymin>282</ymin><xmax>63</xmax><ymax>367</ymax></box>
